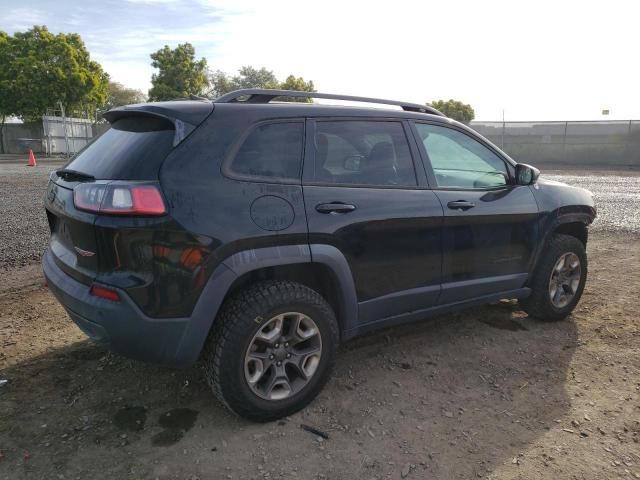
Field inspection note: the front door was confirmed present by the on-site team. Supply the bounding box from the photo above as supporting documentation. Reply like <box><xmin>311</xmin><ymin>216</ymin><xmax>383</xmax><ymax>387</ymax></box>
<box><xmin>302</xmin><ymin>119</ymin><xmax>443</xmax><ymax>325</ymax></box>
<box><xmin>412</xmin><ymin>121</ymin><xmax>540</xmax><ymax>304</ymax></box>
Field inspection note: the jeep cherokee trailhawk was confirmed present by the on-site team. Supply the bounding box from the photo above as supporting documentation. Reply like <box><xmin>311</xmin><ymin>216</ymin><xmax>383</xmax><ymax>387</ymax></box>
<box><xmin>43</xmin><ymin>89</ymin><xmax>596</xmax><ymax>420</ymax></box>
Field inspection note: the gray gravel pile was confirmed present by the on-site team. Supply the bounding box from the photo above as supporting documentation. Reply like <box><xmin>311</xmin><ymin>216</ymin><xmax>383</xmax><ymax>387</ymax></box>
<box><xmin>0</xmin><ymin>161</ymin><xmax>64</xmax><ymax>270</ymax></box>
<box><xmin>545</xmin><ymin>174</ymin><xmax>640</xmax><ymax>234</ymax></box>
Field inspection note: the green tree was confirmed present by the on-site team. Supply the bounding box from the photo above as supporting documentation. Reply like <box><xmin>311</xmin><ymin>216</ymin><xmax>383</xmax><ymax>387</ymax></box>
<box><xmin>278</xmin><ymin>75</ymin><xmax>315</xmax><ymax>102</ymax></box>
<box><xmin>207</xmin><ymin>67</ymin><xmax>315</xmax><ymax>102</ymax></box>
<box><xmin>208</xmin><ymin>66</ymin><xmax>277</xmax><ymax>97</ymax></box>
<box><xmin>105</xmin><ymin>81</ymin><xmax>146</xmax><ymax>110</ymax></box>
<box><xmin>7</xmin><ymin>26</ymin><xmax>108</xmax><ymax>120</ymax></box>
<box><xmin>0</xmin><ymin>26</ymin><xmax>108</xmax><ymax>151</ymax></box>
<box><xmin>232</xmin><ymin>66</ymin><xmax>279</xmax><ymax>90</ymax></box>
<box><xmin>430</xmin><ymin>99</ymin><xmax>475</xmax><ymax>124</ymax></box>
<box><xmin>208</xmin><ymin>69</ymin><xmax>235</xmax><ymax>98</ymax></box>
<box><xmin>148</xmin><ymin>43</ymin><xmax>208</xmax><ymax>101</ymax></box>
<box><xmin>0</xmin><ymin>31</ymin><xmax>16</xmax><ymax>153</ymax></box>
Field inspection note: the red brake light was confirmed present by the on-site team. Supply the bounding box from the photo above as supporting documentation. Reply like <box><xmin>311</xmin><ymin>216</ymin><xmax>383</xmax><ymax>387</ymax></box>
<box><xmin>130</xmin><ymin>186</ymin><xmax>166</xmax><ymax>215</ymax></box>
<box><xmin>89</xmin><ymin>284</ymin><xmax>120</xmax><ymax>302</ymax></box>
<box><xmin>74</xmin><ymin>183</ymin><xmax>166</xmax><ymax>216</ymax></box>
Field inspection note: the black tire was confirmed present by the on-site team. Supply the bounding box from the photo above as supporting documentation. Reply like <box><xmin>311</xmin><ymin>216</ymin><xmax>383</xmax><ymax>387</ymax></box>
<box><xmin>520</xmin><ymin>233</ymin><xmax>588</xmax><ymax>321</ymax></box>
<box><xmin>202</xmin><ymin>280</ymin><xmax>339</xmax><ymax>422</ymax></box>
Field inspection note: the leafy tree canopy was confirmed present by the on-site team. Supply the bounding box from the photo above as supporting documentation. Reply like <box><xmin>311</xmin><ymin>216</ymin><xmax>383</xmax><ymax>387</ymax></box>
<box><xmin>0</xmin><ymin>31</ymin><xmax>14</xmax><ymax>152</ymax></box>
<box><xmin>148</xmin><ymin>43</ymin><xmax>208</xmax><ymax>101</ymax></box>
<box><xmin>430</xmin><ymin>99</ymin><xmax>475</xmax><ymax>124</ymax></box>
<box><xmin>0</xmin><ymin>31</ymin><xmax>15</xmax><ymax>119</ymax></box>
<box><xmin>208</xmin><ymin>67</ymin><xmax>315</xmax><ymax>102</ymax></box>
<box><xmin>0</xmin><ymin>26</ymin><xmax>109</xmax><ymax>120</ymax></box>
<box><xmin>232</xmin><ymin>66</ymin><xmax>279</xmax><ymax>90</ymax></box>
<box><xmin>105</xmin><ymin>81</ymin><xmax>146</xmax><ymax>110</ymax></box>
<box><xmin>278</xmin><ymin>75</ymin><xmax>315</xmax><ymax>103</ymax></box>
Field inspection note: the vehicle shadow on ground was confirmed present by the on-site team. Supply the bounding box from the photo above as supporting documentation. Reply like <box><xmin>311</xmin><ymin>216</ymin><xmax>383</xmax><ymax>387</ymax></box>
<box><xmin>324</xmin><ymin>300</ymin><xmax>579</xmax><ymax>478</ymax></box>
<box><xmin>0</xmin><ymin>301</ymin><xmax>578</xmax><ymax>479</ymax></box>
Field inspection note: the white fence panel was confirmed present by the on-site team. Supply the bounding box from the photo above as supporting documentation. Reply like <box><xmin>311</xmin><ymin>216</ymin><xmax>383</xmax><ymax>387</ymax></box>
<box><xmin>42</xmin><ymin>116</ymin><xmax>94</xmax><ymax>155</ymax></box>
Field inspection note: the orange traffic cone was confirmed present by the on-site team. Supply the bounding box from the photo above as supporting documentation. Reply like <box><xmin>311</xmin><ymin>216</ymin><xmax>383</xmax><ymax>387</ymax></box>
<box><xmin>27</xmin><ymin>149</ymin><xmax>37</xmax><ymax>167</ymax></box>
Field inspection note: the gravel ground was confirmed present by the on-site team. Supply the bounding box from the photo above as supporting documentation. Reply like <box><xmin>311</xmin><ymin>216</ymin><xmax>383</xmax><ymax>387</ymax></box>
<box><xmin>0</xmin><ymin>160</ymin><xmax>639</xmax><ymax>479</ymax></box>
<box><xmin>0</xmin><ymin>159</ymin><xmax>65</xmax><ymax>270</ymax></box>
<box><xmin>545</xmin><ymin>173</ymin><xmax>640</xmax><ymax>233</ymax></box>
<box><xmin>1</xmin><ymin>232</ymin><xmax>638</xmax><ymax>480</ymax></box>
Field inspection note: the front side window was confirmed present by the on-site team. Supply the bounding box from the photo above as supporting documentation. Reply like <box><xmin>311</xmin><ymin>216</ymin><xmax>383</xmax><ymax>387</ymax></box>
<box><xmin>415</xmin><ymin>123</ymin><xmax>508</xmax><ymax>189</ymax></box>
<box><xmin>314</xmin><ymin>121</ymin><xmax>417</xmax><ymax>187</ymax></box>
<box><xmin>230</xmin><ymin>122</ymin><xmax>304</xmax><ymax>180</ymax></box>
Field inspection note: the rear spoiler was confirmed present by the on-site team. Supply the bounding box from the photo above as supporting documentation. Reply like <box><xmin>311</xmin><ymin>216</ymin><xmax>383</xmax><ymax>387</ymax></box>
<box><xmin>103</xmin><ymin>100</ymin><xmax>214</xmax><ymax>146</ymax></box>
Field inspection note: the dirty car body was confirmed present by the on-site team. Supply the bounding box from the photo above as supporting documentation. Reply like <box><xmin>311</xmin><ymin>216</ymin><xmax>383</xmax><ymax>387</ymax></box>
<box><xmin>43</xmin><ymin>89</ymin><xmax>596</xmax><ymax>420</ymax></box>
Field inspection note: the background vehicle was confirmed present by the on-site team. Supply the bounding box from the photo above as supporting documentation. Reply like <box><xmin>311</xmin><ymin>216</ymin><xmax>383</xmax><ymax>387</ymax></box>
<box><xmin>43</xmin><ymin>89</ymin><xmax>596</xmax><ymax>421</ymax></box>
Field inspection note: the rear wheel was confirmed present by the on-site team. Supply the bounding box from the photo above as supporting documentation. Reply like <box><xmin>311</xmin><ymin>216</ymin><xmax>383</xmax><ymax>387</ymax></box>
<box><xmin>202</xmin><ymin>281</ymin><xmax>338</xmax><ymax>421</ymax></box>
<box><xmin>520</xmin><ymin>233</ymin><xmax>587</xmax><ymax>321</ymax></box>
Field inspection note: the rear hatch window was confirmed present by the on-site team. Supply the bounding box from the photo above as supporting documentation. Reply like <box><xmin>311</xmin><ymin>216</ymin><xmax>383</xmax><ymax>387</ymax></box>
<box><xmin>63</xmin><ymin>116</ymin><xmax>175</xmax><ymax>180</ymax></box>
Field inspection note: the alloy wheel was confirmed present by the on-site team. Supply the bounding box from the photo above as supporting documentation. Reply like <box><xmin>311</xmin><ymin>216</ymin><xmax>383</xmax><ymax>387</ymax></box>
<box><xmin>244</xmin><ymin>312</ymin><xmax>322</xmax><ymax>401</ymax></box>
<box><xmin>548</xmin><ymin>252</ymin><xmax>582</xmax><ymax>308</ymax></box>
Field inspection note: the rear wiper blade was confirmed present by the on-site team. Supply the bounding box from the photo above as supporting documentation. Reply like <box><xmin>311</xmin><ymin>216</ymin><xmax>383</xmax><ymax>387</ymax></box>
<box><xmin>55</xmin><ymin>168</ymin><xmax>95</xmax><ymax>182</ymax></box>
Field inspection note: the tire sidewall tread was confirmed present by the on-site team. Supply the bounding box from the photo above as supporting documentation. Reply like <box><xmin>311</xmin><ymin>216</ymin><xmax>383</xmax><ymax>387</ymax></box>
<box><xmin>202</xmin><ymin>280</ymin><xmax>339</xmax><ymax>422</ymax></box>
<box><xmin>520</xmin><ymin>233</ymin><xmax>588</xmax><ymax>321</ymax></box>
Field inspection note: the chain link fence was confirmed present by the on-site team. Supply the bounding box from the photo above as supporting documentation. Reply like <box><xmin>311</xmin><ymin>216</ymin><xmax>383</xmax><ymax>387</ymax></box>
<box><xmin>471</xmin><ymin>120</ymin><xmax>640</xmax><ymax>167</ymax></box>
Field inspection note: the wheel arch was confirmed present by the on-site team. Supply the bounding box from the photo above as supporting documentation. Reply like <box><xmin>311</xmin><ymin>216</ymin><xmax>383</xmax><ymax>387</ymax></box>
<box><xmin>528</xmin><ymin>212</ymin><xmax>591</xmax><ymax>279</ymax></box>
<box><xmin>174</xmin><ymin>244</ymin><xmax>357</xmax><ymax>366</ymax></box>
<box><xmin>554</xmin><ymin>220</ymin><xmax>588</xmax><ymax>246</ymax></box>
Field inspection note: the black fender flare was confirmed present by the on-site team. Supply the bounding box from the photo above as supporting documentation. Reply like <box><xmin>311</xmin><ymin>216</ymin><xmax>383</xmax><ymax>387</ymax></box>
<box><xmin>527</xmin><ymin>210</ymin><xmax>593</xmax><ymax>277</ymax></box>
<box><xmin>174</xmin><ymin>244</ymin><xmax>357</xmax><ymax>366</ymax></box>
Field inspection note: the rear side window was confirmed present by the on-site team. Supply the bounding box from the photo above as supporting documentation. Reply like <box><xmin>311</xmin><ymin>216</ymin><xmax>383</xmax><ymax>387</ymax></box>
<box><xmin>64</xmin><ymin>116</ymin><xmax>175</xmax><ymax>180</ymax></box>
<box><xmin>229</xmin><ymin>122</ymin><xmax>304</xmax><ymax>180</ymax></box>
<box><xmin>313</xmin><ymin>121</ymin><xmax>416</xmax><ymax>187</ymax></box>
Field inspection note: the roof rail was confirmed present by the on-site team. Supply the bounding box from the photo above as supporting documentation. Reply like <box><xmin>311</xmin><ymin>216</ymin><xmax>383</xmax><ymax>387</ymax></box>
<box><xmin>214</xmin><ymin>89</ymin><xmax>444</xmax><ymax>116</ymax></box>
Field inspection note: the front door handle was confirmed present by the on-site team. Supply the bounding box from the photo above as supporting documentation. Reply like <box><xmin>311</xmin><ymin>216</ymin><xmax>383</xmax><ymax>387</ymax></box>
<box><xmin>315</xmin><ymin>202</ymin><xmax>357</xmax><ymax>214</ymax></box>
<box><xmin>447</xmin><ymin>200</ymin><xmax>475</xmax><ymax>211</ymax></box>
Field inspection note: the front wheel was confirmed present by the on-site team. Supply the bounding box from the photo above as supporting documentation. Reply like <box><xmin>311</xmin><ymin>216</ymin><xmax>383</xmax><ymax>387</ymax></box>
<box><xmin>520</xmin><ymin>233</ymin><xmax>588</xmax><ymax>321</ymax></box>
<box><xmin>202</xmin><ymin>281</ymin><xmax>339</xmax><ymax>422</ymax></box>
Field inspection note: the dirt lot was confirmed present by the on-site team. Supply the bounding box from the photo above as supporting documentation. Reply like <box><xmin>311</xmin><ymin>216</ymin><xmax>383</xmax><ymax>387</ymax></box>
<box><xmin>0</xmin><ymin>161</ymin><xmax>639</xmax><ymax>479</ymax></box>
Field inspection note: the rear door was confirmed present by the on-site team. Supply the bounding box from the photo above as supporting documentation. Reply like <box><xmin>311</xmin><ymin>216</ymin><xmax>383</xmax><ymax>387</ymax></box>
<box><xmin>302</xmin><ymin>118</ymin><xmax>443</xmax><ymax>325</ymax></box>
<box><xmin>411</xmin><ymin>121</ymin><xmax>540</xmax><ymax>304</ymax></box>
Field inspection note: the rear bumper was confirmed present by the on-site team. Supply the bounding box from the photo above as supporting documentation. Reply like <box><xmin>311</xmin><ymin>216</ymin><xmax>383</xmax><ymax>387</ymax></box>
<box><xmin>43</xmin><ymin>248</ymin><xmax>194</xmax><ymax>366</ymax></box>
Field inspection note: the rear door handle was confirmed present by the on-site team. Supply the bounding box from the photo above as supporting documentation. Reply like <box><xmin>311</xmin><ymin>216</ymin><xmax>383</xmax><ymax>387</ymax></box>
<box><xmin>447</xmin><ymin>200</ymin><xmax>475</xmax><ymax>211</ymax></box>
<box><xmin>315</xmin><ymin>202</ymin><xmax>357</xmax><ymax>214</ymax></box>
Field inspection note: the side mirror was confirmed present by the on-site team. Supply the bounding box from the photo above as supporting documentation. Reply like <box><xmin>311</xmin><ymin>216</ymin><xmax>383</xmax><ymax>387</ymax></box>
<box><xmin>515</xmin><ymin>163</ymin><xmax>540</xmax><ymax>185</ymax></box>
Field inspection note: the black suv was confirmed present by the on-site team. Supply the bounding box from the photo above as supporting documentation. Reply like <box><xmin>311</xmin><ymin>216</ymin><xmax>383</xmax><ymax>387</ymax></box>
<box><xmin>43</xmin><ymin>89</ymin><xmax>596</xmax><ymax>421</ymax></box>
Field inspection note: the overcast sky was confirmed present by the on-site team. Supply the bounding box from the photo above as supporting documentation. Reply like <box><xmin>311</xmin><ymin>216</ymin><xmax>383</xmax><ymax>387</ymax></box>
<box><xmin>2</xmin><ymin>0</ymin><xmax>639</xmax><ymax>120</ymax></box>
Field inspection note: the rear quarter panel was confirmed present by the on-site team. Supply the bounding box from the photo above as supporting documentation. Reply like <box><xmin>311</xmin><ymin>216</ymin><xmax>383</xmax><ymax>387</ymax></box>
<box><xmin>159</xmin><ymin>105</ymin><xmax>309</xmax><ymax>291</ymax></box>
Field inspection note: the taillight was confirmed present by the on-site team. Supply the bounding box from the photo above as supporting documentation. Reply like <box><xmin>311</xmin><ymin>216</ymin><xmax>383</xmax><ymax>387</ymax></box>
<box><xmin>74</xmin><ymin>182</ymin><xmax>166</xmax><ymax>216</ymax></box>
<box><xmin>89</xmin><ymin>284</ymin><xmax>120</xmax><ymax>302</ymax></box>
